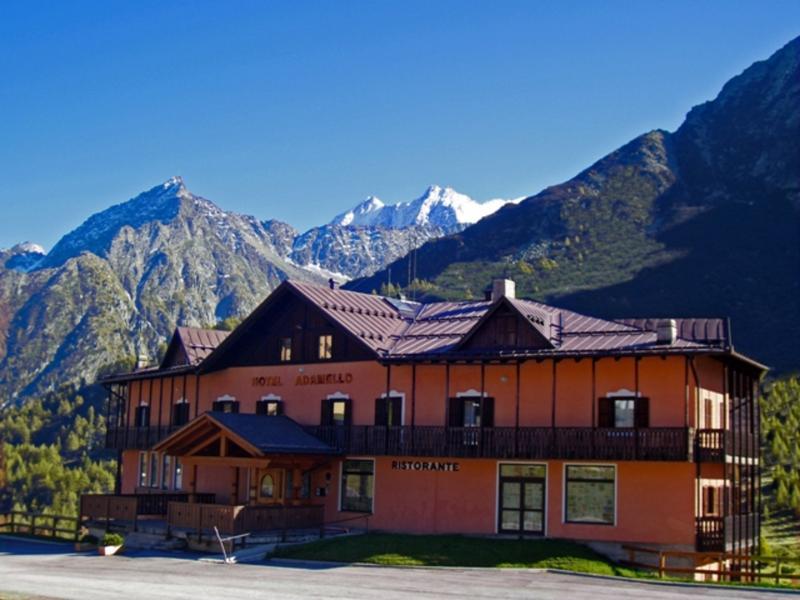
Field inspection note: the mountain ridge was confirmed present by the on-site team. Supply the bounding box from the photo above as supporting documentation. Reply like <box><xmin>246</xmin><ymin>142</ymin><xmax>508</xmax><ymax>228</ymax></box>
<box><xmin>347</xmin><ymin>36</ymin><xmax>800</xmax><ymax>372</ymax></box>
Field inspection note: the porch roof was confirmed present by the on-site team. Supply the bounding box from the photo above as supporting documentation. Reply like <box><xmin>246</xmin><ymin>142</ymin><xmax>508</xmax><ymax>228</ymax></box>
<box><xmin>153</xmin><ymin>412</ymin><xmax>339</xmax><ymax>456</ymax></box>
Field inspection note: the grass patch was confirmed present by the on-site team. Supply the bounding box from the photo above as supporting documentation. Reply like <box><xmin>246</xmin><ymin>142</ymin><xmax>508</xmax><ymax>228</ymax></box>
<box><xmin>273</xmin><ymin>533</ymin><xmax>638</xmax><ymax>575</ymax></box>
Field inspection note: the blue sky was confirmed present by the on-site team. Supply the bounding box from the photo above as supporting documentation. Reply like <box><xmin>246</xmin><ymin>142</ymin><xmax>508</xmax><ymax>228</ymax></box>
<box><xmin>1</xmin><ymin>1</ymin><xmax>798</xmax><ymax>250</ymax></box>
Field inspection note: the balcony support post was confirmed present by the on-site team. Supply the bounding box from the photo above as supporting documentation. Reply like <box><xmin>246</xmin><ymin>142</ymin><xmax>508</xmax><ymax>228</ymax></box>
<box><xmin>153</xmin><ymin>377</ymin><xmax>160</xmax><ymax>448</ymax></box>
<box><xmin>514</xmin><ymin>361</ymin><xmax>520</xmax><ymax>457</ymax></box>
<box><xmin>479</xmin><ymin>362</ymin><xmax>485</xmax><ymax>457</ymax></box>
<box><xmin>411</xmin><ymin>363</ymin><xmax>417</xmax><ymax>454</ymax></box>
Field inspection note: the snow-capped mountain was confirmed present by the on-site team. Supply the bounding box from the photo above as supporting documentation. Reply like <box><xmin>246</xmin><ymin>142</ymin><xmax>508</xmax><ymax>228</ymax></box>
<box><xmin>0</xmin><ymin>178</ymin><xmax>521</xmax><ymax>401</ymax></box>
<box><xmin>286</xmin><ymin>185</ymin><xmax>519</xmax><ymax>279</ymax></box>
<box><xmin>2</xmin><ymin>242</ymin><xmax>46</xmax><ymax>272</ymax></box>
<box><xmin>330</xmin><ymin>185</ymin><xmax>518</xmax><ymax>230</ymax></box>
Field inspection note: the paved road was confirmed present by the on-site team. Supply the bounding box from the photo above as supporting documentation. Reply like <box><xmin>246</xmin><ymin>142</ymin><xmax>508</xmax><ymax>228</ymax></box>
<box><xmin>0</xmin><ymin>536</ymin><xmax>791</xmax><ymax>600</ymax></box>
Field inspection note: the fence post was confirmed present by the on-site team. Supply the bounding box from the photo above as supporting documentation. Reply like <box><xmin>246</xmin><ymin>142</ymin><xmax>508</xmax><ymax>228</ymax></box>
<box><xmin>658</xmin><ymin>552</ymin><xmax>666</xmax><ymax>578</ymax></box>
<box><xmin>9</xmin><ymin>512</ymin><xmax>15</xmax><ymax>534</ymax></box>
<box><xmin>31</xmin><ymin>514</ymin><xmax>37</xmax><ymax>537</ymax></box>
<box><xmin>775</xmin><ymin>558</ymin><xmax>781</xmax><ymax>586</ymax></box>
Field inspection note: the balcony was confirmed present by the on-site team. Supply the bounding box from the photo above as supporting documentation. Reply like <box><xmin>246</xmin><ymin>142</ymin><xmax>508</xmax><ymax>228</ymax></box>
<box><xmin>695</xmin><ymin>429</ymin><xmax>759</xmax><ymax>462</ymax></box>
<box><xmin>696</xmin><ymin>514</ymin><xmax>760</xmax><ymax>552</ymax></box>
<box><xmin>306</xmin><ymin>425</ymin><xmax>691</xmax><ymax>462</ymax></box>
<box><xmin>108</xmin><ymin>424</ymin><xmax>690</xmax><ymax>460</ymax></box>
<box><xmin>106</xmin><ymin>425</ymin><xmax>181</xmax><ymax>450</ymax></box>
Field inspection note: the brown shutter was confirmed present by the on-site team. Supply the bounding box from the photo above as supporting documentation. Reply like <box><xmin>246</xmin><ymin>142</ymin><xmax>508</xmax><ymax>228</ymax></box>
<box><xmin>375</xmin><ymin>397</ymin><xmax>387</xmax><ymax>426</ymax></box>
<box><xmin>343</xmin><ymin>398</ymin><xmax>353</xmax><ymax>425</ymax></box>
<box><xmin>634</xmin><ymin>397</ymin><xmax>649</xmax><ymax>428</ymax></box>
<box><xmin>320</xmin><ymin>399</ymin><xmax>332</xmax><ymax>426</ymax></box>
<box><xmin>598</xmin><ymin>397</ymin><xmax>613</xmax><ymax>427</ymax></box>
<box><xmin>275</xmin><ymin>401</ymin><xmax>284</xmax><ymax>416</ymax></box>
<box><xmin>448</xmin><ymin>398</ymin><xmax>464</xmax><ymax>427</ymax></box>
<box><xmin>256</xmin><ymin>400</ymin><xmax>267</xmax><ymax>416</ymax></box>
<box><xmin>481</xmin><ymin>397</ymin><xmax>495</xmax><ymax>428</ymax></box>
<box><xmin>390</xmin><ymin>397</ymin><xmax>402</xmax><ymax>427</ymax></box>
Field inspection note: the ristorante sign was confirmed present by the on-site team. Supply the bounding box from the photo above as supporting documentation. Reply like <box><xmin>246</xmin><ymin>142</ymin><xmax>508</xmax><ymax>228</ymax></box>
<box><xmin>251</xmin><ymin>372</ymin><xmax>354</xmax><ymax>387</ymax></box>
<box><xmin>391</xmin><ymin>460</ymin><xmax>461</xmax><ymax>472</ymax></box>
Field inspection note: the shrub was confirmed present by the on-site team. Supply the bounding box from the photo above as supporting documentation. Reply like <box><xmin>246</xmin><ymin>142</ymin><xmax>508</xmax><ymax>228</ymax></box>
<box><xmin>101</xmin><ymin>532</ymin><xmax>124</xmax><ymax>547</ymax></box>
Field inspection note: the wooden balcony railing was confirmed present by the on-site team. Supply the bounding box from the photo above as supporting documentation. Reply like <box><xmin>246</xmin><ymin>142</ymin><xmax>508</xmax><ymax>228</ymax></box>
<box><xmin>166</xmin><ymin>501</ymin><xmax>324</xmax><ymax>536</ymax></box>
<box><xmin>695</xmin><ymin>429</ymin><xmax>759</xmax><ymax>462</ymax></box>
<box><xmin>306</xmin><ymin>425</ymin><xmax>691</xmax><ymax>461</ymax></box>
<box><xmin>80</xmin><ymin>492</ymin><xmax>216</xmax><ymax>530</ymax></box>
<box><xmin>106</xmin><ymin>423</ymin><xmax>757</xmax><ymax>463</ymax></box>
<box><xmin>696</xmin><ymin>514</ymin><xmax>760</xmax><ymax>553</ymax></box>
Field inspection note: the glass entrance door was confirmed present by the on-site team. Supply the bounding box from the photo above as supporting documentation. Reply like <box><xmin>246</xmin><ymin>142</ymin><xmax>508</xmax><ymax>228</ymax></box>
<box><xmin>499</xmin><ymin>464</ymin><xmax>546</xmax><ymax>534</ymax></box>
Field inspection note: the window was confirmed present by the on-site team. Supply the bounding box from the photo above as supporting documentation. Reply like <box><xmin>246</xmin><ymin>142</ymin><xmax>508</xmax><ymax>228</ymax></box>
<box><xmin>704</xmin><ymin>398</ymin><xmax>715</xmax><ymax>429</ymax></box>
<box><xmin>598</xmin><ymin>396</ymin><xmax>649</xmax><ymax>428</ymax></box>
<box><xmin>300</xmin><ymin>472</ymin><xmax>311</xmax><ymax>499</ymax></box>
<box><xmin>173</xmin><ymin>402</ymin><xmax>190</xmax><ymax>426</ymax></box>
<box><xmin>212</xmin><ymin>396</ymin><xmax>239</xmax><ymax>413</ymax></box>
<box><xmin>565</xmin><ymin>465</ymin><xmax>615</xmax><ymax>525</ymax></box>
<box><xmin>341</xmin><ymin>460</ymin><xmax>374</xmax><ymax>513</ymax></box>
<box><xmin>161</xmin><ymin>455</ymin><xmax>172</xmax><ymax>490</ymax></box>
<box><xmin>174</xmin><ymin>459</ymin><xmax>183</xmax><ymax>490</ymax></box>
<box><xmin>703</xmin><ymin>486</ymin><xmax>721</xmax><ymax>516</ymax></box>
<box><xmin>149</xmin><ymin>453</ymin><xmax>159</xmax><ymax>488</ymax></box>
<box><xmin>448</xmin><ymin>396</ymin><xmax>495</xmax><ymax>428</ymax></box>
<box><xmin>318</xmin><ymin>334</ymin><xmax>333</xmax><ymax>360</ymax></box>
<box><xmin>321</xmin><ymin>398</ymin><xmax>351</xmax><ymax>426</ymax></box>
<box><xmin>256</xmin><ymin>399</ymin><xmax>283</xmax><ymax>416</ymax></box>
<box><xmin>260</xmin><ymin>474</ymin><xmax>275</xmax><ymax>499</ymax></box>
<box><xmin>332</xmin><ymin>400</ymin><xmax>347</xmax><ymax>425</ymax></box>
<box><xmin>138</xmin><ymin>452</ymin><xmax>147</xmax><ymax>488</ymax></box>
<box><xmin>374</xmin><ymin>396</ymin><xmax>402</xmax><ymax>427</ymax></box>
<box><xmin>134</xmin><ymin>405</ymin><xmax>150</xmax><ymax>428</ymax></box>
<box><xmin>279</xmin><ymin>337</ymin><xmax>292</xmax><ymax>362</ymax></box>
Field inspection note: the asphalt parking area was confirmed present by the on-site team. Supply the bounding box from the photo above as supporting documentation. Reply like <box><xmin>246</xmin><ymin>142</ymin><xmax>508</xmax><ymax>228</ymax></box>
<box><xmin>0</xmin><ymin>536</ymin><xmax>789</xmax><ymax>600</ymax></box>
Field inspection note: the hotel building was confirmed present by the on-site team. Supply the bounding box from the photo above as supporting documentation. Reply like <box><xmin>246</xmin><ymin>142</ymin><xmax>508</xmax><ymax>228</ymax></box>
<box><xmin>86</xmin><ymin>279</ymin><xmax>764</xmax><ymax>555</ymax></box>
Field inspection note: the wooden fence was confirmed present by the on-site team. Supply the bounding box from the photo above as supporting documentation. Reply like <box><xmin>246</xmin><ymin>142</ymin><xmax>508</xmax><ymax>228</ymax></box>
<box><xmin>0</xmin><ymin>511</ymin><xmax>80</xmax><ymax>541</ymax></box>
<box><xmin>623</xmin><ymin>544</ymin><xmax>800</xmax><ymax>586</ymax></box>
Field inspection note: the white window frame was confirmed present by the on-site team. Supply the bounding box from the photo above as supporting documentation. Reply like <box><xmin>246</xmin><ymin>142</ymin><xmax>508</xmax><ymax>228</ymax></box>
<box><xmin>495</xmin><ymin>461</ymin><xmax>548</xmax><ymax>536</ymax></box>
<box><xmin>562</xmin><ymin>463</ymin><xmax>618</xmax><ymax>527</ymax></box>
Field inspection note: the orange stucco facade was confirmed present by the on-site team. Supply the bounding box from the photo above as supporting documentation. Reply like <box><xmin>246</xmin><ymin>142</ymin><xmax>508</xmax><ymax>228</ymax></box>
<box><xmin>115</xmin><ymin>354</ymin><xmax>731</xmax><ymax>548</ymax></box>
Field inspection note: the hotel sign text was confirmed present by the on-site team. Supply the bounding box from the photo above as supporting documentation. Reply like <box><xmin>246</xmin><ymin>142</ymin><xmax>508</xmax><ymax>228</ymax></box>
<box><xmin>251</xmin><ymin>372</ymin><xmax>354</xmax><ymax>387</ymax></box>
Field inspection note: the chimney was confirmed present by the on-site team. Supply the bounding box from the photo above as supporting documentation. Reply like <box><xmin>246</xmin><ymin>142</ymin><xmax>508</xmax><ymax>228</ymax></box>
<box><xmin>328</xmin><ymin>278</ymin><xmax>336</xmax><ymax>290</ymax></box>
<box><xmin>656</xmin><ymin>319</ymin><xmax>677</xmax><ymax>345</ymax></box>
<box><xmin>491</xmin><ymin>278</ymin><xmax>516</xmax><ymax>302</ymax></box>
<box><xmin>136</xmin><ymin>353</ymin><xmax>150</xmax><ymax>370</ymax></box>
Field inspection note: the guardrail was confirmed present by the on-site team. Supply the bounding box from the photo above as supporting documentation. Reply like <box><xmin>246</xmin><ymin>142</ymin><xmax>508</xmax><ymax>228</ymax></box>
<box><xmin>0</xmin><ymin>511</ymin><xmax>80</xmax><ymax>541</ymax></box>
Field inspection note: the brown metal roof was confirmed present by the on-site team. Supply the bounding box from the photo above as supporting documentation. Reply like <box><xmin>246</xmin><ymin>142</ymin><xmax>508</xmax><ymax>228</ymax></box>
<box><xmin>100</xmin><ymin>280</ymin><xmax>764</xmax><ymax>384</ymax></box>
<box><xmin>175</xmin><ymin>327</ymin><xmax>230</xmax><ymax>365</ymax></box>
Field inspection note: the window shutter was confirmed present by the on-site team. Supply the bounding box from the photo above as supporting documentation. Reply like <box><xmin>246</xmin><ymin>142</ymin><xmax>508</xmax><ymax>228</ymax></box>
<box><xmin>390</xmin><ymin>397</ymin><xmax>402</xmax><ymax>427</ymax></box>
<box><xmin>212</xmin><ymin>400</ymin><xmax>221</xmax><ymax>412</ymax></box>
<box><xmin>231</xmin><ymin>401</ymin><xmax>240</xmax><ymax>414</ymax></box>
<box><xmin>275</xmin><ymin>401</ymin><xmax>284</xmax><ymax>416</ymax></box>
<box><xmin>320</xmin><ymin>400</ymin><xmax>332</xmax><ymax>425</ymax></box>
<box><xmin>447</xmin><ymin>398</ymin><xmax>464</xmax><ymax>427</ymax></box>
<box><xmin>344</xmin><ymin>398</ymin><xmax>353</xmax><ymax>425</ymax></box>
<box><xmin>598</xmin><ymin>398</ymin><xmax>613</xmax><ymax>427</ymax></box>
<box><xmin>634</xmin><ymin>397</ymin><xmax>650</xmax><ymax>428</ymax></box>
<box><xmin>374</xmin><ymin>397</ymin><xmax>387</xmax><ymax>426</ymax></box>
<box><xmin>256</xmin><ymin>401</ymin><xmax>267</xmax><ymax>416</ymax></box>
<box><xmin>481</xmin><ymin>397</ymin><xmax>495</xmax><ymax>428</ymax></box>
